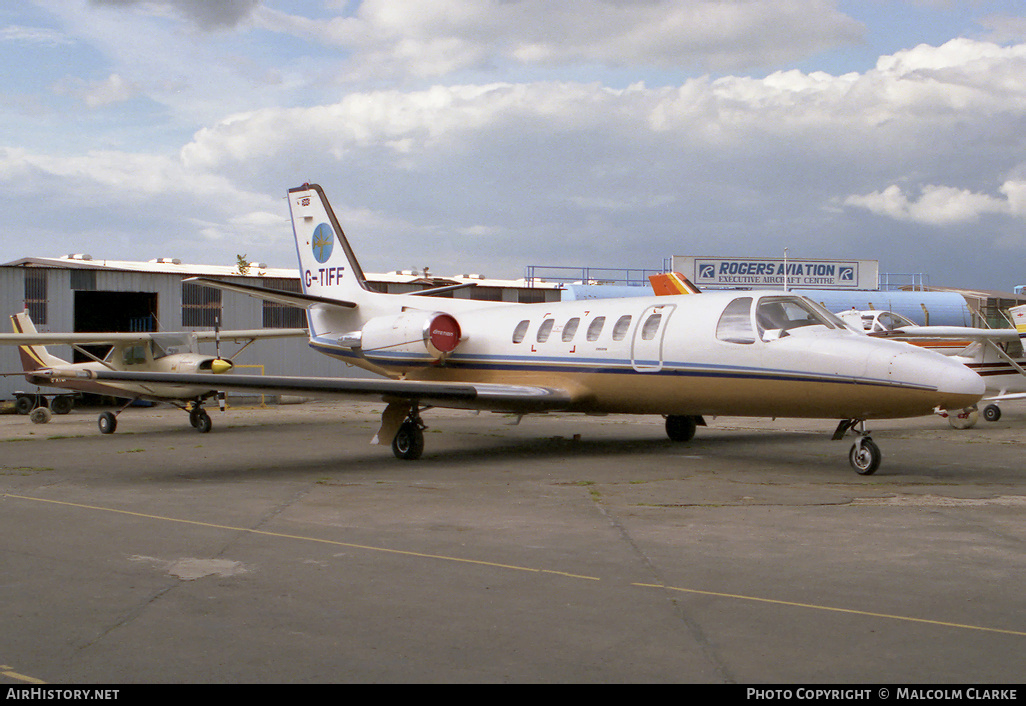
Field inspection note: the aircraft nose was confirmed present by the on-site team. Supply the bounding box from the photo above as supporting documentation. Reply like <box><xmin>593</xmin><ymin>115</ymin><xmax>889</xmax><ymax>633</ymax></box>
<box><xmin>211</xmin><ymin>358</ymin><xmax>233</xmax><ymax>374</ymax></box>
<box><xmin>902</xmin><ymin>349</ymin><xmax>984</xmax><ymax>410</ymax></box>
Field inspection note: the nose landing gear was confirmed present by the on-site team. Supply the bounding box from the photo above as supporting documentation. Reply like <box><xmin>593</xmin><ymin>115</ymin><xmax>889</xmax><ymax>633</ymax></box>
<box><xmin>834</xmin><ymin>419</ymin><xmax>882</xmax><ymax>475</ymax></box>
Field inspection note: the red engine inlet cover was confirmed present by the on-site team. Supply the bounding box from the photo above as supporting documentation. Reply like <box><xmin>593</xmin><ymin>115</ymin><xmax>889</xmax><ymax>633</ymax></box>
<box><xmin>428</xmin><ymin>313</ymin><xmax>461</xmax><ymax>353</ymax></box>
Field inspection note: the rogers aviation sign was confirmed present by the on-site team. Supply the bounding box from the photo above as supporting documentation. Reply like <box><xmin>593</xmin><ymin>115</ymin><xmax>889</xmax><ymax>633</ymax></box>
<box><xmin>673</xmin><ymin>257</ymin><xmax>879</xmax><ymax>290</ymax></box>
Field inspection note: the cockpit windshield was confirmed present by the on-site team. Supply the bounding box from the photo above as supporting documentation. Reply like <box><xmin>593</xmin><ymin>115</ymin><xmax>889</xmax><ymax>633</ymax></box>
<box><xmin>869</xmin><ymin>312</ymin><xmax>916</xmax><ymax>332</ymax></box>
<box><xmin>150</xmin><ymin>333</ymin><xmax>196</xmax><ymax>358</ymax></box>
<box><xmin>755</xmin><ymin>296</ymin><xmax>843</xmax><ymax>341</ymax></box>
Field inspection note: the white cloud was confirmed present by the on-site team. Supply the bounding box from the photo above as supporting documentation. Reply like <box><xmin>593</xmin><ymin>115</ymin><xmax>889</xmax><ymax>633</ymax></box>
<box><xmin>53</xmin><ymin>73</ymin><xmax>137</xmax><ymax>108</ymax></box>
<box><xmin>844</xmin><ymin>184</ymin><xmax>1006</xmax><ymax>225</ymax></box>
<box><xmin>0</xmin><ymin>24</ymin><xmax>74</xmax><ymax>46</ymax></box>
<box><xmin>5</xmin><ymin>3</ymin><xmax>1026</xmax><ymax>287</ymax></box>
<box><xmin>255</xmin><ymin>0</ymin><xmax>863</xmax><ymax>78</ymax></box>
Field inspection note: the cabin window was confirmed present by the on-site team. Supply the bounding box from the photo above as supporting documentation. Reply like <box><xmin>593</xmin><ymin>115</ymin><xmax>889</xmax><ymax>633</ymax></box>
<box><xmin>716</xmin><ymin>297</ymin><xmax>755</xmax><ymax>344</ymax></box>
<box><xmin>537</xmin><ymin>318</ymin><xmax>555</xmax><ymax>343</ymax></box>
<box><xmin>641</xmin><ymin>313</ymin><xmax>662</xmax><ymax>340</ymax></box>
<box><xmin>586</xmin><ymin>317</ymin><xmax>605</xmax><ymax>341</ymax></box>
<box><xmin>512</xmin><ymin>319</ymin><xmax>530</xmax><ymax>343</ymax></box>
<box><xmin>122</xmin><ymin>345</ymin><xmax>147</xmax><ymax>366</ymax></box>
<box><xmin>562</xmin><ymin>317</ymin><xmax>580</xmax><ymax>342</ymax></box>
<box><xmin>612</xmin><ymin>315</ymin><xmax>632</xmax><ymax>341</ymax></box>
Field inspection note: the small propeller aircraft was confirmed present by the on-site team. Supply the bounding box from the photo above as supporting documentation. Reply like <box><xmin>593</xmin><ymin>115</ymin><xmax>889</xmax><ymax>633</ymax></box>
<box><xmin>0</xmin><ymin>311</ymin><xmax>306</xmax><ymax>433</ymax></box>
<box><xmin>836</xmin><ymin>309</ymin><xmax>975</xmax><ymax>355</ymax></box>
<box><xmin>27</xmin><ymin>183</ymin><xmax>986</xmax><ymax>474</ymax></box>
<box><xmin>860</xmin><ymin>304</ymin><xmax>1026</xmax><ymax>427</ymax></box>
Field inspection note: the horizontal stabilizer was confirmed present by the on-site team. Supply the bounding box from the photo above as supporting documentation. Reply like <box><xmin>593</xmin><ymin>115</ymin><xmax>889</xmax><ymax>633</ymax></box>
<box><xmin>185</xmin><ymin>277</ymin><xmax>358</xmax><ymax>309</ymax></box>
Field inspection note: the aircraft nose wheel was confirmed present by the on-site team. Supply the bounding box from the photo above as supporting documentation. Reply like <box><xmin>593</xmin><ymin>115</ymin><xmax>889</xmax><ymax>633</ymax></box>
<box><xmin>849</xmin><ymin>437</ymin><xmax>881</xmax><ymax>475</ymax></box>
<box><xmin>189</xmin><ymin>407</ymin><xmax>212</xmax><ymax>433</ymax></box>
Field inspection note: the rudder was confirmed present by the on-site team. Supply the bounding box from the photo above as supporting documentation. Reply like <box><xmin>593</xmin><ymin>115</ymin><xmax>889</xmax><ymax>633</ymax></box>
<box><xmin>10</xmin><ymin>311</ymin><xmax>66</xmax><ymax>372</ymax></box>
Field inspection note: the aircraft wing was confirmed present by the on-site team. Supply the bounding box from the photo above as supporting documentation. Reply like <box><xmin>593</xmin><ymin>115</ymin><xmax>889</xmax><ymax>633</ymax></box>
<box><xmin>32</xmin><ymin>369</ymin><xmax>576</xmax><ymax>413</ymax></box>
<box><xmin>873</xmin><ymin>326</ymin><xmax>1019</xmax><ymax>340</ymax></box>
<box><xmin>0</xmin><ymin>332</ymin><xmax>162</xmax><ymax>346</ymax></box>
<box><xmin>192</xmin><ymin>328</ymin><xmax>308</xmax><ymax>342</ymax></box>
<box><xmin>0</xmin><ymin>328</ymin><xmax>308</xmax><ymax>346</ymax></box>
<box><xmin>186</xmin><ymin>277</ymin><xmax>357</xmax><ymax>309</ymax></box>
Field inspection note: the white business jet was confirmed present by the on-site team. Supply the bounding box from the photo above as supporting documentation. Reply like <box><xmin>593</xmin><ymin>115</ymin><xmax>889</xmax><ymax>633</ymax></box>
<box><xmin>34</xmin><ymin>184</ymin><xmax>985</xmax><ymax>474</ymax></box>
<box><xmin>1</xmin><ymin>311</ymin><xmax>306</xmax><ymax>433</ymax></box>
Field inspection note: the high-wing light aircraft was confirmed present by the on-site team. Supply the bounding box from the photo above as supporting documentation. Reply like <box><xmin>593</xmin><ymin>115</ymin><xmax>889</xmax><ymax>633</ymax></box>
<box><xmin>30</xmin><ymin>183</ymin><xmax>986</xmax><ymax>474</ymax></box>
<box><xmin>837</xmin><ymin>309</ymin><xmax>975</xmax><ymax>355</ymax></box>
<box><xmin>0</xmin><ymin>311</ymin><xmax>306</xmax><ymax>433</ymax></box>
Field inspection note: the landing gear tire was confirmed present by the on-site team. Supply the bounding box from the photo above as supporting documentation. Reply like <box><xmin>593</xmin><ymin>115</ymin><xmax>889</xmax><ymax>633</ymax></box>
<box><xmin>98</xmin><ymin>411</ymin><xmax>117</xmax><ymax>435</ymax></box>
<box><xmin>14</xmin><ymin>396</ymin><xmax>34</xmax><ymax>415</ymax></box>
<box><xmin>29</xmin><ymin>407</ymin><xmax>52</xmax><ymax>424</ymax></box>
<box><xmin>947</xmin><ymin>408</ymin><xmax>979</xmax><ymax>429</ymax></box>
<box><xmin>982</xmin><ymin>404</ymin><xmax>1001</xmax><ymax>423</ymax></box>
<box><xmin>190</xmin><ymin>409</ymin><xmax>212</xmax><ymax>433</ymax></box>
<box><xmin>391</xmin><ymin>419</ymin><xmax>424</xmax><ymax>460</ymax></box>
<box><xmin>665</xmin><ymin>415</ymin><xmax>697</xmax><ymax>442</ymax></box>
<box><xmin>849</xmin><ymin>437</ymin><xmax>881</xmax><ymax>475</ymax></box>
<box><xmin>50</xmin><ymin>396</ymin><xmax>73</xmax><ymax>415</ymax></box>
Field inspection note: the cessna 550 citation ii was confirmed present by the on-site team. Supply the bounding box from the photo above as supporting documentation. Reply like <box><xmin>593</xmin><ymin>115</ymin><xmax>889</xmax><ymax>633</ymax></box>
<box><xmin>33</xmin><ymin>183</ymin><xmax>985</xmax><ymax>474</ymax></box>
<box><xmin>1</xmin><ymin>312</ymin><xmax>306</xmax><ymax>433</ymax></box>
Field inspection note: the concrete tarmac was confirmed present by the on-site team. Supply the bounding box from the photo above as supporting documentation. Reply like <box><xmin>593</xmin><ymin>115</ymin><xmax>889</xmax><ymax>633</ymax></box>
<box><xmin>0</xmin><ymin>401</ymin><xmax>1023</xmax><ymax>683</ymax></box>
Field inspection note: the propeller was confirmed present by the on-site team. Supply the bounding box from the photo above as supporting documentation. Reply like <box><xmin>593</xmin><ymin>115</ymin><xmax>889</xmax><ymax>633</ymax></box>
<box><xmin>210</xmin><ymin>314</ymin><xmax>233</xmax><ymax>374</ymax></box>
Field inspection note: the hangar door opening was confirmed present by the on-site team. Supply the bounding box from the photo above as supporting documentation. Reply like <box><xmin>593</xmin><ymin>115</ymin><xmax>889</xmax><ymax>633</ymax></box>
<box><xmin>73</xmin><ymin>290</ymin><xmax>158</xmax><ymax>363</ymax></box>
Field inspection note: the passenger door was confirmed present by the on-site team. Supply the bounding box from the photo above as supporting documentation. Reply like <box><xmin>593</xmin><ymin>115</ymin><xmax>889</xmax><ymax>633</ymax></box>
<box><xmin>631</xmin><ymin>305</ymin><xmax>674</xmax><ymax>372</ymax></box>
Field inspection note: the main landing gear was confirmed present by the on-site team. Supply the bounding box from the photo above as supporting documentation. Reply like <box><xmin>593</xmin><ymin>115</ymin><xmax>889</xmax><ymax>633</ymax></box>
<box><xmin>96</xmin><ymin>398</ymin><xmax>215</xmax><ymax>435</ymax></box>
<box><xmin>664</xmin><ymin>415</ymin><xmax>706</xmax><ymax>442</ymax></box>
<box><xmin>378</xmin><ymin>401</ymin><xmax>427</xmax><ymax>460</ymax></box>
<box><xmin>834</xmin><ymin>419</ymin><xmax>881</xmax><ymax>475</ymax></box>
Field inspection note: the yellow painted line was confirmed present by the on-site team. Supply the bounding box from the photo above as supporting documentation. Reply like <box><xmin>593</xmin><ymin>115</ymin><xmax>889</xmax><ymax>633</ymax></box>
<box><xmin>2</xmin><ymin>493</ymin><xmax>599</xmax><ymax>582</ymax></box>
<box><xmin>5</xmin><ymin>493</ymin><xmax>1022</xmax><ymax>638</ymax></box>
<box><xmin>0</xmin><ymin>665</ymin><xmax>46</xmax><ymax>684</ymax></box>
<box><xmin>634</xmin><ymin>582</ymin><xmax>1026</xmax><ymax>637</ymax></box>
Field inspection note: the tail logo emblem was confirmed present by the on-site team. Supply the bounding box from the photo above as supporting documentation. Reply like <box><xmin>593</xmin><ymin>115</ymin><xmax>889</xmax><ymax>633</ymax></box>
<box><xmin>311</xmin><ymin>223</ymin><xmax>334</xmax><ymax>264</ymax></box>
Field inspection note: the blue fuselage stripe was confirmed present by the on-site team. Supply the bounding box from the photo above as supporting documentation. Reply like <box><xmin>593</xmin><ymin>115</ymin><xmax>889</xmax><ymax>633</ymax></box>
<box><xmin>308</xmin><ymin>340</ymin><xmax>935</xmax><ymax>392</ymax></box>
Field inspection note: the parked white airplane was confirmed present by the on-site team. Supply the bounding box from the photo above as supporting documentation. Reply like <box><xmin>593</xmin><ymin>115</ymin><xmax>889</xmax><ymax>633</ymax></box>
<box><xmin>837</xmin><ymin>309</ymin><xmax>975</xmax><ymax>355</ymax></box>
<box><xmin>0</xmin><ymin>311</ymin><xmax>306</xmax><ymax>433</ymax></box>
<box><xmin>31</xmin><ymin>183</ymin><xmax>986</xmax><ymax>474</ymax></box>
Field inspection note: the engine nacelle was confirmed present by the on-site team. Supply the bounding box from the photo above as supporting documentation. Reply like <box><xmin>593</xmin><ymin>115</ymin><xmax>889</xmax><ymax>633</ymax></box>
<box><xmin>356</xmin><ymin>310</ymin><xmax>462</xmax><ymax>363</ymax></box>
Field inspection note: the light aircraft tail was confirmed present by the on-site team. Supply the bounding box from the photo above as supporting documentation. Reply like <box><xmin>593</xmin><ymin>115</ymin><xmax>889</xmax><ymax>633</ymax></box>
<box><xmin>287</xmin><ymin>183</ymin><xmax>373</xmax><ymax>305</ymax></box>
<box><xmin>1012</xmin><ymin>304</ymin><xmax>1026</xmax><ymax>342</ymax></box>
<box><xmin>10</xmin><ymin>311</ymin><xmax>67</xmax><ymax>372</ymax></box>
<box><xmin>649</xmin><ymin>272</ymin><xmax>702</xmax><ymax>296</ymax></box>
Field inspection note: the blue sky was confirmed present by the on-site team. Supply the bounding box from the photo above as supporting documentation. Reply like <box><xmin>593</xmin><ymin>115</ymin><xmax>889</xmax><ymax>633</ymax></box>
<box><xmin>2</xmin><ymin>1</ymin><xmax>1025</xmax><ymax>290</ymax></box>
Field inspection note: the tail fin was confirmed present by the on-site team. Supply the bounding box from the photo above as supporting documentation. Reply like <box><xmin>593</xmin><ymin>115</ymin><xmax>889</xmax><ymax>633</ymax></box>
<box><xmin>10</xmin><ymin>311</ymin><xmax>67</xmax><ymax>372</ymax></box>
<box><xmin>288</xmin><ymin>184</ymin><xmax>372</xmax><ymax>303</ymax></box>
<box><xmin>1011</xmin><ymin>304</ymin><xmax>1026</xmax><ymax>342</ymax></box>
<box><xmin>649</xmin><ymin>272</ymin><xmax>702</xmax><ymax>296</ymax></box>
